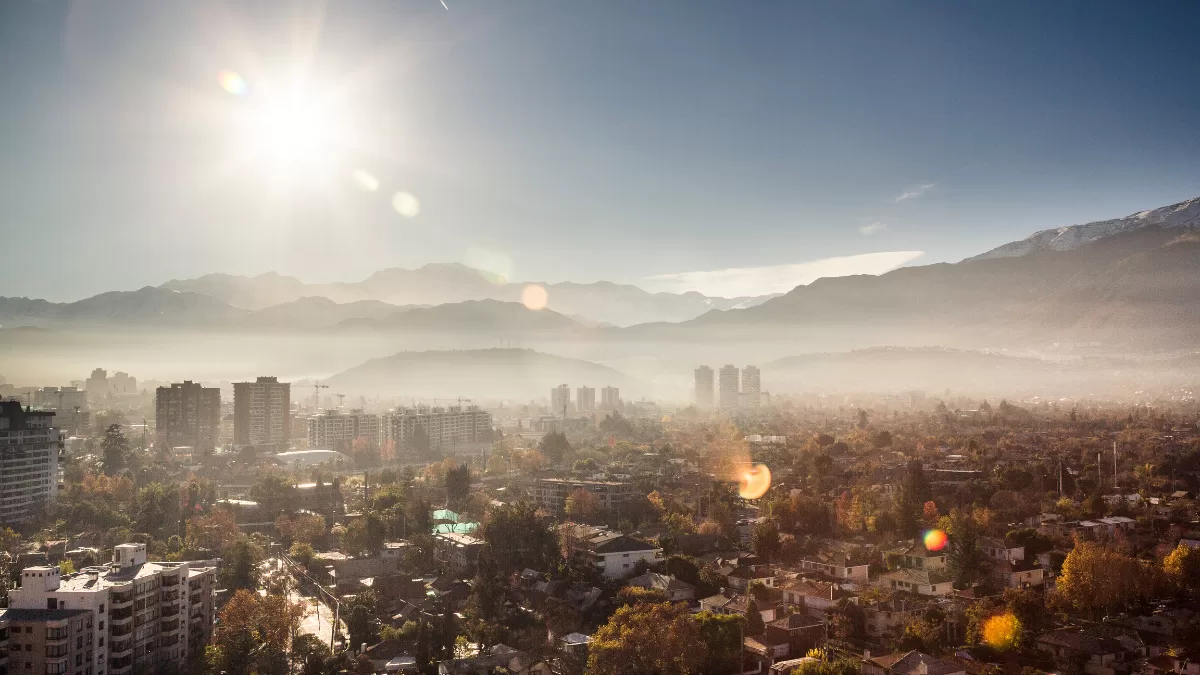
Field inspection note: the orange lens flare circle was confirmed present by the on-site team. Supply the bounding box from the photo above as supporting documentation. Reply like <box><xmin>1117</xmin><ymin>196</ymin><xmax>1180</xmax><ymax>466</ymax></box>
<box><xmin>738</xmin><ymin>463</ymin><xmax>772</xmax><ymax>499</ymax></box>
<box><xmin>923</xmin><ymin>529</ymin><xmax>948</xmax><ymax>551</ymax></box>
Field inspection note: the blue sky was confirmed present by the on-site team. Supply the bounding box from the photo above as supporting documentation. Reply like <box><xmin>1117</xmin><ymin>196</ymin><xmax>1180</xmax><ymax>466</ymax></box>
<box><xmin>3</xmin><ymin>1</ymin><xmax>1200</xmax><ymax>301</ymax></box>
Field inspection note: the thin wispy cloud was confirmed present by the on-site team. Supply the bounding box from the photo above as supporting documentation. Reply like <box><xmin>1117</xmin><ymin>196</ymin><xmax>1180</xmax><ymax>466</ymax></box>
<box><xmin>643</xmin><ymin>251</ymin><xmax>925</xmax><ymax>298</ymax></box>
<box><xmin>859</xmin><ymin>221</ymin><xmax>888</xmax><ymax>236</ymax></box>
<box><xmin>895</xmin><ymin>183</ymin><xmax>936</xmax><ymax>202</ymax></box>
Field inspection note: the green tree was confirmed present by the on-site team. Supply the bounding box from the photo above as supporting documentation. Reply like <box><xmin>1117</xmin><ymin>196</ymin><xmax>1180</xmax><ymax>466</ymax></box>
<box><xmin>945</xmin><ymin>509</ymin><xmax>983</xmax><ymax>587</ymax></box>
<box><xmin>695</xmin><ymin>611</ymin><xmax>744</xmax><ymax>675</ymax></box>
<box><xmin>345</xmin><ymin>589</ymin><xmax>379</xmax><ymax>650</ymax></box>
<box><xmin>250</xmin><ymin>472</ymin><xmax>296</xmax><ymax>516</ymax></box>
<box><xmin>219</xmin><ymin>537</ymin><xmax>263</xmax><ymax>592</ymax></box>
<box><xmin>445</xmin><ymin>463</ymin><xmax>472</xmax><ymax>508</ymax></box>
<box><xmin>752</xmin><ymin>518</ymin><xmax>781</xmax><ymax>562</ymax></box>
<box><xmin>480</xmin><ymin>501</ymin><xmax>558</xmax><ymax>574</ymax></box>
<box><xmin>100</xmin><ymin>424</ymin><xmax>130</xmax><ymax>475</ymax></box>
<box><xmin>342</xmin><ymin>512</ymin><xmax>387</xmax><ymax>557</ymax></box>
<box><xmin>898</xmin><ymin>460</ymin><xmax>932</xmax><ymax>538</ymax></box>
<box><xmin>538</xmin><ymin>431</ymin><xmax>571</xmax><ymax>465</ymax></box>
<box><xmin>133</xmin><ymin>482</ymin><xmax>181</xmax><ymax>539</ymax></box>
<box><xmin>745</xmin><ymin>596</ymin><xmax>766</xmax><ymax>636</ymax></box>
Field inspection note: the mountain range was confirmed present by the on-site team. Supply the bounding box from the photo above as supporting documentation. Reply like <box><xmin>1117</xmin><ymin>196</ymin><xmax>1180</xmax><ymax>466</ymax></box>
<box><xmin>3</xmin><ymin>194</ymin><xmax>1200</xmax><ymax>352</ymax></box>
<box><xmin>159</xmin><ymin>263</ymin><xmax>775</xmax><ymax>327</ymax></box>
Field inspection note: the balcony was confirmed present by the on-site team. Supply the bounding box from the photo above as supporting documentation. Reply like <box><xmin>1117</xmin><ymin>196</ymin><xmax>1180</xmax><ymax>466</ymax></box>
<box><xmin>160</xmin><ymin>619</ymin><xmax>179</xmax><ymax>633</ymax></box>
<box><xmin>110</xmin><ymin>607</ymin><xmax>133</xmax><ymax>622</ymax></box>
<box><xmin>110</xmin><ymin>591</ymin><xmax>134</xmax><ymax>606</ymax></box>
<box><xmin>161</xmin><ymin>603</ymin><xmax>180</xmax><ymax>617</ymax></box>
<box><xmin>45</xmin><ymin>627</ymin><xmax>69</xmax><ymax>641</ymax></box>
<box><xmin>45</xmin><ymin>643</ymin><xmax>68</xmax><ymax>658</ymax></box>
<box><xmin>109</xmin><ymin>639</ymin><xmax>133</xmax><ymax>657</ymax></box>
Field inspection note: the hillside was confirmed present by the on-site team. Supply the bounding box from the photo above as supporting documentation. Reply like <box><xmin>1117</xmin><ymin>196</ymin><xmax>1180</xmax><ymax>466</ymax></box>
<box><xmin>325</xmin><ymin>348</ymin><xmax>631</xmax><ymax>400</ymax></box>
<box><xmin>162</xmin><ymin>263</ymin><xmax>771</xmax><ymax>326</ymax></box>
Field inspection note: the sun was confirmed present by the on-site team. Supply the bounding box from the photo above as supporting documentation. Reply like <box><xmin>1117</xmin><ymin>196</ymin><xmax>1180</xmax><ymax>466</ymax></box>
<box><xmin>250</xmin><ymin>93</ymin><xmax>335</xmax><ymax>170</ymax></box>
<box><xmin>231</xmin><ymin>78</ymin><xmax>347</xmax><ymax>178</ymax></box>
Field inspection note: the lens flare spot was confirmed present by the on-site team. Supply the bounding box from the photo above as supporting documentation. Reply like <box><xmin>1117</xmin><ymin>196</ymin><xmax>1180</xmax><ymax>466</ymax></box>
<box><xmin>218</xmin><ymin>70</ymin><xmax>249</xmax><ymax>96</ymax></box>
<box><xmin>392</xmin><ymin>192</ymin><xmax>420</xmax><ymax>218</ymax></box>
<box><xmin>981</xmin><ymin>613</ymin><xmax>1022</xmax><ymax>650</ymax></box>
<box><xmin>923</xmin><ymin>529</ymin><xmax>948</xmax><ymax>551</ymax></box>
<box><xmin>738</xmin><ymin>463</ymin><xmax>772</xmax><ymax>500</ymax></box>
<box><xmin>352</xmin><ymin>170</ymin><xmax>379</xmax><ymax>192</ymax></box>
<box><xmin>521</xmin><ymin>284</ymin><xmax>548</xmax><ymax>311</ymax></box>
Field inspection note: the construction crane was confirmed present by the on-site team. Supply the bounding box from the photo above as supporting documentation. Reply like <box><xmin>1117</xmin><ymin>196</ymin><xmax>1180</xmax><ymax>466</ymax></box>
<box><xmin>312</xmin><ymin>382</ymin><xmax>328</xmax><ymax>411</ymax></box>
<box><xmin>457</xmin><ymin>396</ymin><xmax>472</xmax><ymax>406</ymax></box>
<box><xmin>336</xmin><ymin>393</ymin><xmax>345</xmax><ymax>410</ymax></box>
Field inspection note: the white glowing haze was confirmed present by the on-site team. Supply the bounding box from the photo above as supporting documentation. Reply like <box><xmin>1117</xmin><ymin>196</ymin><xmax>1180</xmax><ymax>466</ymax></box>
<box><xmin>643</xmin><ymin>251</ymin><xmax>926</xmax><ymax>297</ymax></box>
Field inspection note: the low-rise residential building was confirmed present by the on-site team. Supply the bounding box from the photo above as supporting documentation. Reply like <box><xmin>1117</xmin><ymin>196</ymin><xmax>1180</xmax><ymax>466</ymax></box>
<box><xmin>625</xmin><ymin>572</ymin><xmax>696</xmax><ymax>602</ymax></box>
<box><xmin>1034</xmin><ymin>630</ymin><xmax>1132</xmax><ymax>675</ymax></box>
<box><xmin>566</xmin><ymin>529</ymin><xmax>660</xmax><ymax>579</ymax></box>
<box><xmin>763</xmin><ymin>613</ymin><xmax>824</xmax><ymax>658</ymax></box>
<box><xmin>880</xmin><ymin>568</ymin><xmax>954</xmax><ymax>597</ymax></box>
<box><xmin>528</xmin><ymin>478</ymin><xmax>635</xmax><ymax>512</ymax></box>
<box><xmin>861</xmin><ymin>651</ymin><xmax>966</xmax><ymax>675</ymax></box>
<box><xmin>433</xmin><ymin>532</ymin><xmax>483</xmax><ymax>571</ymax></box>
<box><xmin>797</xmin><ymin>551</ymin><xmax>870</xmax><ymax>582</ymax></box>
<box><xmin>979</xmin><ymin>537</ymin><xmax>1024</xmax><ymax>563</ymax></box>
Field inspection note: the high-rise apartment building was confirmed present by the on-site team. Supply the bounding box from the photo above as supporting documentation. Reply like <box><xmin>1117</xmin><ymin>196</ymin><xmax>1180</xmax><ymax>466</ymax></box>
<box><xmin>718</xmin><ymin>365</ymin><xmax>740</xmax><ymax>410</ymax></box>
<box><xmin>741</xmin><ymin>365</ymin><xmax>761</xmax><ymax>407</ymax></box>
<box><xmin>576</xmin><ymin>386</ymin><xmax>596</xmax><ymax>413</ymax></box>
<box><xmin>155</xmin><ymin>381</ymin><xmax>221</xmax><ymax>452</ymax></box>
<box><xmin>600</xmin><ymin>386</ymin><xmax>620</xmax><ymax>410</ymax></box>
<box><xmin>550</xmin><ymin>385</ymin><xmax>571</xmax><ymax>416</ymax></box>
<box><xmin>109</xmin><ymin>372</ymin><xmax>136</xmax><ymax>396</ymax></box>
<box><xmin>86</xmin><ymin>368</ymin><xmax>108</xmax><ymax>402</ymax></box>
<box><xmin>233</xmin><ymin>376</ymin><xmax>291</xmax><ymax>450</ymax></box>
<box><xmin>7</xmin><ymin>543</ymin><xmax>217</xmax><ymax>675</ymax></box>
<box><xmin>308</xmin><ymin>410</ymin><xmax>381</xmax><ymax>449</ymax></box>
<box><xmin>694</xmin><ymin>366</ymin><xmax>715</xmax><ymax>409</ymax></box>
<box><xmin>382</xmin><ymin>406</ymin><xmax>492</xmax><ymax>456</ymax></box>
<box><xmin>0</xmin><ymin>401</ymin><xmax>62</xmax><ymax>524</ymax></box>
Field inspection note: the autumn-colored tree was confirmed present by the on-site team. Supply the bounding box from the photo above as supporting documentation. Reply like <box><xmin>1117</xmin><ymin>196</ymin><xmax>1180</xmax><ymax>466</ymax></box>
<box><xmin>588</xmin><ymin>602</ymin><xmax>705</xmax><ymax>675</ymax></box>
<box><xmin>208</xmin><ymin>589</ymin><xmax>303</xmax><ymax>675</ymax></box>
<box><xmin>565</xmin><ymin>488</ymin><xmax>602</xmax><ymax>522</ymax></box>
<box><xmin>185</xmin><ymin>508</ymin><xmax>240</xmax><ymax>552</ymax></box>
<box><xmin>617</xmin><ymin>586</ymin><xmax>668</xmax><ymax>607</ymax></box>
<box><xmin>922</xmin><ymin>501</ymin><xmax>940</xmax><ymax>525</ymax></box>
<box><xmin>1162</xmin><ymin>542</ymin><xmax>1200</xmax><ymax>594</ymax></box>
<box><xmin>1056</xmin><ymin>540</ymin><xmax>1145</xmax><ymax>617</ymax></box>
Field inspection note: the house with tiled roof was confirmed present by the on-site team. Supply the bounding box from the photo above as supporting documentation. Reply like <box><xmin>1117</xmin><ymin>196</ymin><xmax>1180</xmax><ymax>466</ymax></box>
<box><xmin>777</xmin><ymin>578</ymin><xmax>849</xmax><ymax>613</ymax></box>
<box><xmin>880</xmin><ymin>567</ymin><xmax>954</xmax><ymax>597</ymax></box>
<box><xmin>626</xmin><ymin>571</ymin><xmax>696</xmax><ymax>602</ymax></box>
<box><xmin>887</xmin><ymin>542</ymin><xmax>948</xmax><ymax>572</ymax></box>
<box><xmin>861</xmin><ymin>650</ymin><xmax>966</xmax><ymax>675</ymax></box>
<box><xmin>764</xmin><ymin>612</ymin><xmax>825</xmax><ymax>658</ymax></box>
<box><xmin>1034</xmin><ymin>629</ymin><xmax>1133</xmax><ymax>675</ymax></box>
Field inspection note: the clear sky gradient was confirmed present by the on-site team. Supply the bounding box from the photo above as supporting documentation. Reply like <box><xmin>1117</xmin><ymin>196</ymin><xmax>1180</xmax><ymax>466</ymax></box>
<box><xmin>3</xmin><ymin>1</ymin><xmax>1200</xmax><ymax>301</ymax></box>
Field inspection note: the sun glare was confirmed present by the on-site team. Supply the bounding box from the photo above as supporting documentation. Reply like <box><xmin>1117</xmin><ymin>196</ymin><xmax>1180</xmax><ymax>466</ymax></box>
<box><xmin>250</xmin><ymin>94</ymin><xmax>334</xmax><ymax>169</ymax></box>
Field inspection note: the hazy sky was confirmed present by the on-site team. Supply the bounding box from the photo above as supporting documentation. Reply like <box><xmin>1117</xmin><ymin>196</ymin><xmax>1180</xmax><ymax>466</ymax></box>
<box><xmin>4</xmin><ymin>1</ymin><xmax>1200</xmax><ymax>301</ymax></box>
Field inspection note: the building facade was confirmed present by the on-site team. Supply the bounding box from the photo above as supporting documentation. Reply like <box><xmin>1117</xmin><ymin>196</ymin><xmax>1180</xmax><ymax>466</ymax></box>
<box><xmin>381</xmin><ymin>406</ymin><xmax>492</xmax><ymax>456</ymax></box>
<box><xmin>155</xmin><ymin>381</ymin><xmax>221</xmax><ymax>452</ymax></box>
<box><xmin>576</xmin><ymin>386</ymin><xmax>596</xmax><ymax>413</ymax></box>
<box><xmin>600</xmin><ymin>386</ymin><xmax>620</xmax><ymax>410</ymax></box>
<box><xmin>8</xmin><ymin>543</ymin><xmax>217</xmax><ymax>675</ymax></box>
<box><xmin>718</xmin><ymin>365</ymin><xmax>740</xmax><ymax>410</ymax></box>
<box><xmin>741</xmin><ymin>366</ymin><xmax>761</xmax><ymax>407</ymax></box>
<box><xmin>550</xmin><ymin>385</ymin><xmax>571</xmax><ymax>416</ymax></box>
<box><xmin>530</xmin><ymin>478</ymin><xmax>635</xmax><ymax>511</ymax></box>
<box><xmin>307</xmin><ymin>410</ymin><xmax>381</xmax><ymax>449</ymax></box>
<box><xmin>233</xmin><ymin>376</ymin><xmax>291</xmax><ymax>450</ymax></box>
<box><xmin>0</xmin><ymin>401</ymin><xmax>62</xmax><ymax>524</ymax></box>
<box><xmin>694</xmin><ymin>366</ymin><xmax>714</xmax><ymax>409</ymax></box>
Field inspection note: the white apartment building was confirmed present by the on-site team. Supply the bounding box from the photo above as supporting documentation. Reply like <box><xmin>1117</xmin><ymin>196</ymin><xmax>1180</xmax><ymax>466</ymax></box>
<box><xmin>718</xmin><ymin>365</ymin><xmax>740</xmax><ymax>410</ymax></box>
<box><xmin>576</xmin><ymin>386</ymin><xmax>596</xmax><ymax>413</ymax></box>
<box><xmin>550</xmin><ymin>385</ymin><xmax>571</xmax><ymax>416</ymax></box>
<box><xmin>740</xmin><ymin>366</ymin><xmax>761</xmax><ymax>407</ymax></box>
<box><xmin>694</xmin><ymin>366</ymin><xmax>714</xmax><ymax>409</ymax></box>
<box><xmin>382</xmin><ymin>406</ymin><xmax>492</xmax><ymax>456</ymax></box>
<box><xmin>600</xmin><ymin>386</ymin><xmax>620</xmax><ymax>410</ymax></box>
<box><xmin>307</xmin><ymin>410</ymin><xmax>381</xmax><ymax>449</ymax></box>
<box><xmin>233</xmin><ymin>376</ymin><xmax>291</xmax><ymax>449</ymax></box>
<box><xmin>0</xmin><ymin>401</ymin><xmax>62</xmax><ymax>524</ymax></box>
<box><xmin>9</xmin><ymin>543</ymin><xmax>217</xmax><ymax>675</ymax></box>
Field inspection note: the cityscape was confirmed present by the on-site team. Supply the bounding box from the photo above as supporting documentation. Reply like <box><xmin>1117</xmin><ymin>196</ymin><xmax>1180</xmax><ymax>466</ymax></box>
<box><xmin>4</xmin><ymin>2</ymin><xmax>1200</xmax><ymax>675</ymax></box>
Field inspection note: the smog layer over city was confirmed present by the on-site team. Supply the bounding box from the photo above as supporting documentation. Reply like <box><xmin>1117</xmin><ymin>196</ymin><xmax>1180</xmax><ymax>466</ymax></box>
<box><xmin>2</xmin><ymin>2</ymin><xmax>1200</xmax><ymax>675</ymax></box>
